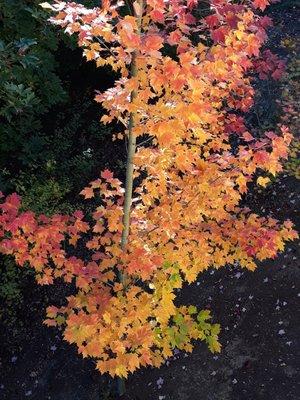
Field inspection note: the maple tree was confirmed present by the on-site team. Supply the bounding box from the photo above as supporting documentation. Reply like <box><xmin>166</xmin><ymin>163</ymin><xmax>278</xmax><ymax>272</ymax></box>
<box><xmin>0</xmin><ymin>0</ymin><xmax>298</xmax><ymax>390</ymax></box>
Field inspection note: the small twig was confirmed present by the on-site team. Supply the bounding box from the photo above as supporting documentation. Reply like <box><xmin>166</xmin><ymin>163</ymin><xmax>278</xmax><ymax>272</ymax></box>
<box><xmin>137</xmin><ymin>136</ymin><xmax>154</xmax><ymax>147</ymax></box>
<box><xmin>95</xmin><ymin>37</ymin><xmax>118</xmax><ymax>60</ymax></box>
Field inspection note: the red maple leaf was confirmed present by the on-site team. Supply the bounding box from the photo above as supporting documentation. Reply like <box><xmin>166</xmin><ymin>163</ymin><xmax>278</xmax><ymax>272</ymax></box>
<box><xmin>253</xmin><ymin>0</ymin><xmax>270</xmax><ymax>11</ymax></box>
<box><xmin>205</xmin><ymin>14</ymin><xmax>220</xmax><ymax>29</ymax></box>
<box><xmin>101</xmin><ymin>169</ymin><xmax>114</xmax><ymax>180</ymax></box>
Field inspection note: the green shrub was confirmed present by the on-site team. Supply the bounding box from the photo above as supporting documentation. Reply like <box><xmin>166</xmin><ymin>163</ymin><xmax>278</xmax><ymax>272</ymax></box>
<box><xmin>0</xmin><ymin>0</ymin><xmax>119</xmax><ymax>213</ymax></box>
<box><xmin>0</xmin><ymin>1</ymin><xmax>69</xmax><ymax>190</ymax></box>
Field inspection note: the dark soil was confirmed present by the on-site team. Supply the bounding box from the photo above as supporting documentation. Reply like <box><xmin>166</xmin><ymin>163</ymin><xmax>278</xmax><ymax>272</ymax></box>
<box><xmin>0</xmin><ymin>2</ymin><xmax>299</xmax><ymax>400</ymax></box>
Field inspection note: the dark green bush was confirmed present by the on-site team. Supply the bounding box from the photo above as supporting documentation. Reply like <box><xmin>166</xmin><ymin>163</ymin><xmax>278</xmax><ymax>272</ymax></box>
<box><xmin>0</xmin><ymin>0</ymin><xmax>121</xmax><ymax>214</ymax></box>
<box><xmin>0</xmin><ymin>1</ymin><xmax>69</xmax><ymax>179</ymax></box>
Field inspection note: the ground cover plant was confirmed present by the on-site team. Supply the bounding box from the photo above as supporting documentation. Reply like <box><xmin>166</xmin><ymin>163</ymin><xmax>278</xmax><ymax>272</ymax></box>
<box><xmin>0</xmin><ymin>0</ymin><xmax>298</xmax><ymax>397</ymax></box>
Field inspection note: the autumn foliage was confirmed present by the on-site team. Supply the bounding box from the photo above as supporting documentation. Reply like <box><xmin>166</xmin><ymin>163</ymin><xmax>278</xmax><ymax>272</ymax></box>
<box><xmin>0</xmin><ymin>0</ymin><xmax>298</xmax><ymax>379</ymax></box>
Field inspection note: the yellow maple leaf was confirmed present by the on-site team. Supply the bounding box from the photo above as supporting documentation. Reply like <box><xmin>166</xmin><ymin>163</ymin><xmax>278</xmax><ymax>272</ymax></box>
<box><xmin>257</xmin><ymin>176</ymin><xmax>270</xmax><ymax>187</ymax></box>
<box><xmin>102</xmin><ymin>312</ymin><xmax>111</xmax><ymax>324</ymax></box>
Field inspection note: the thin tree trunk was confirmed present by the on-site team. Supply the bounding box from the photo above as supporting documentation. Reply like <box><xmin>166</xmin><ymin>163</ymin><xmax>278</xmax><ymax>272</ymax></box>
<box><xmin>118</xmin><ymin>53</ymin><xmax>138</xmax><ymax>289</ymax></box>
<box><xmin>120</xmin><ymin>56</ymin><xmax>138</xmax><ymax>253</ymax></box>
<box><xmin>116</xmin><ymin>376</ymin><xmax>126</xmax><ymax>398</ymax></box>
<box><xmin>116</xmin><ymin>54</ymin><xmax>137</xmax><ymax>399</ymax></box>
<box><xmin>119</xmin><ymin>0</ymin><xmax>143</xmax><ymax>278</ymax></box>
<box><xmin>116</xmin><ymin>1</ymin><xmax>144</xmax><ymax>395</ymax></box>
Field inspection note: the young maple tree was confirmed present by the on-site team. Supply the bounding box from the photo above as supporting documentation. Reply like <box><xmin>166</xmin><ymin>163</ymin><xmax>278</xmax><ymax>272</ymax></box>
<box><xmin>0</xmin><ymin>0</ymin><xmax>298</xmax><ymax>386</ymax></box>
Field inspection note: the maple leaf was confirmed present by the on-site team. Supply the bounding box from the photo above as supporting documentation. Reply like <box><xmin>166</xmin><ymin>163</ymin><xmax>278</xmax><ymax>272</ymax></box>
<box><xmin>101</xmin><ymin>169</ymin><xmax>114</xmax><ymax>180</ymax></box>
<box><xmin>253</xmin><ymin>0</ymin><xmax>270</xmax><ymax>11</ymax></box>
<box><xmin>236</xmin><ymin>174</ymin><xmax>248</xmax><ymax>193</ymax></box>
<box><xmin>151</xmin><ymin>10</ymin><xmax>164</xmax><ymax>23</ymax></box>
<box><xmin>115</xmin><ymin>365</ymin><xmax>128</xmax><ymax>378</ymax></box>
<box><xmin>253</xmin><ymin>150</ymin><xmax>270</xmax><ymax>165</ymax></box>
<box><xmin>211</xmin><ymin>27</ymin><xmax>228</xmax><ymax>43</ymax></box>
<box><xmin>207</xmin><ymin>335</ymin><xmax>221</xmax><ymax>353</ymax></box>
<box><xmin>102</xmin><ymin>312</ymin><xmax>111</xmax><ymax>324</ymax></box>
<box><xmin>127</xmin><ymin>353</ymin><xmax>140</xmax><ymax>372</ymax></box>
<box><xmin>257</xmin><ymin>176</ymin><xmax>270</xmax><ymax>187</ymax></box>
<box><xmin>73</xmin><ymin>210</ymin><xmax>84</xmax><ymax>219</ymax></box>
<box><xmin>143</xmin><ymin>35</ymin><xmax>164</xmax><ymax>53</ymax></box>
<box><xmin>243</xmin><ymin>132</ymin><xmax>255</xmax><ymax>142</ymax></box>
<box><xmin>46</xmin><ymin>306</ymin><xmax>59</xmax><ymax>318</ymax></box>
<box><xmin>205</xmin><ymin>14</ymin><xmax>219</xmax><ymax>29</ymax></box>
<box><xmin>80</xmin><ymin>187</ymin><xmax>94</xmax><ymax>199</ymax></box>
<box><xmin>168</xmin><ymin>30</ymin><xmax>182</xmax><ymax>46</ymax></box>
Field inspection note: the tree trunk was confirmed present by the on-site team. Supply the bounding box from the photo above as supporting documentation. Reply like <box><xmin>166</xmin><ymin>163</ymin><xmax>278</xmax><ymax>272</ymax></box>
<box><xmin>116</xmin><ymin>1</ymin><xmax>144</xmax><ymax>396</ymax></box>
<box><xmin>120</xmin><ymin>55</ymin><xmax>138</xmax><ymax>253</ymax></box>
